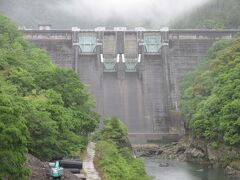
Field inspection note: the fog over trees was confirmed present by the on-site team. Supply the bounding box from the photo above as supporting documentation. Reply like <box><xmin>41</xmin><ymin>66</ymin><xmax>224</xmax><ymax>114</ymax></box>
<box><xmin>0</xmin><ymin>0</ymin><xmax>208</xmax><ymax>28</ymax></box>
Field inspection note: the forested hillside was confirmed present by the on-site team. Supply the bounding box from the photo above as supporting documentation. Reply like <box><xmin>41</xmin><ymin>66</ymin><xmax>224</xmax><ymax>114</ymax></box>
<box><xmin>180</xmin><ymin>37</ymin><xmax>240</xmax><ymax>146</ymax></box>
<box><xmin>172</xmin><ymin>0</ymin><xmax>240</xmax><ymax>29</ymax></box>
<box><xmin>0</xmin><ymin>15</ymin><xmax>98</xmax><ymax>179</ymax></box>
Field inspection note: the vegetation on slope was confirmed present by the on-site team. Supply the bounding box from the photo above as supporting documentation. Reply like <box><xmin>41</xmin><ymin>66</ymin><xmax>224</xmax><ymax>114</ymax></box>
<box><xmin>172</xmin><ymin>0</ymin><xmax>240</xmax><ymax>29</ymax></box>
<box><xmin>0</xmin><ymin>15</ymin><xmax>99</xmax><ymax>179</ymax></box>
<box><xmin>180</xmin><ymin>37</ymin><xmax>240</xmax><ymax>147</ymax></box>
<box><xmin>94</xmin><ymin>117</ymin><xmax>150</xmax><ymax>180</ymax></box>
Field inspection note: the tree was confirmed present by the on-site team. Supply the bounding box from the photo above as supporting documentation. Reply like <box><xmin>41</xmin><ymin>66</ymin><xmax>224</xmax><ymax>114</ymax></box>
<box><xmin>97</xmin><ymin>117</ymin><xmax>129</xmax><ymax>148</ymax></box>
<box><xmin>0</xmin><ymin>14</ymin><xmax>99</xmax><ymax>178</ymax></box>
<box><xmin>0</xmin><ymin>83</ymin><xmax>30</xmax><ymax>179</ymax></box>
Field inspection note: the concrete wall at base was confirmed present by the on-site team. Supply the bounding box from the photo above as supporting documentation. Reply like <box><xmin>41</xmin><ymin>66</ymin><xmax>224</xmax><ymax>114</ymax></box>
<box><xmin>128</xmin><ymin>133</ymin><xmax>180</xmax><ymax>144</ymax></box>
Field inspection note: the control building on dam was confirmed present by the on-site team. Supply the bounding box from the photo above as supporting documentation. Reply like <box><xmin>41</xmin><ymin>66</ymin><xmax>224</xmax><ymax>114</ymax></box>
<box><xmin>22</xmin><ymin>26</ymin><xmax>239</xmax><ymax>143</ymax></box>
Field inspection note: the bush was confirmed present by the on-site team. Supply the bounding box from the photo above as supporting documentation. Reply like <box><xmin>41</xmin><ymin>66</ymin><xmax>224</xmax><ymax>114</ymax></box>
<box><xmin>95</xmin><ymin>117</ymin><xmax>130</xmax><ymax>148</ymax></box>
<box><xmin>95</xmin><ymin>117</ymin><xmax>150</xmax><ymax>180</ymax></box>
<box><xmin>230</xmin><ymin>161</ymin><xmax>240</xmax><ymax>170</ymax></box>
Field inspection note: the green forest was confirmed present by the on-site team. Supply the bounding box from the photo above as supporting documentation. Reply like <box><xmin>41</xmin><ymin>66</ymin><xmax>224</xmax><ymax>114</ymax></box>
<box><xmin>172</xmin><ymin>0</ymin><xmax>240</xmax><ymax>29</ymax></box>
<box><xmin>0</xmin><ymin>15</ymin><xmax>99</xmax><ymax>179</ymax></box>
<box><xmin>180</xmin><ymin>37</ymin><xmax>240</xmax><ymax>146</ymax></box>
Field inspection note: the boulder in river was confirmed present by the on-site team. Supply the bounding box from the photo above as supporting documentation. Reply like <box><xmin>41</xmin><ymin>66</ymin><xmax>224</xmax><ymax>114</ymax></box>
<box><xmin>159</xmin><ymin>162</ymin><xmax>169</xmax><ymax>167</ymax></box>
<box><xmin>225</xmin><ymin>166</ymin><xmax>240</xmax><ymax>177</ymax></box>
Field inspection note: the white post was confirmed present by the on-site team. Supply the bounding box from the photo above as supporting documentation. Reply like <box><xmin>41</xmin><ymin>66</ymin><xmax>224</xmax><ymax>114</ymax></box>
<box><xmin>138</xmin><ymin>54</ymin><xmax>141</xmax><ymax>63</ymax></box>
<box><xmin>100</xmin><ymin>54</ymin><xmax>104</xmax><ymax>63</ymax></box>
<box><xmin>121</xmin><ymin>54</ymin><xmax>125</xmax><ymax>63</ymax></box>
<box><xmin>117</xmin><ymin>54</ymin><xmax>120</xmax><ymax>63</ymax></box>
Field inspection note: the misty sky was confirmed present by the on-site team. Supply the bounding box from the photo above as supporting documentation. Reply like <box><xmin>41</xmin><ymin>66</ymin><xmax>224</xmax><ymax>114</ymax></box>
<box><xmin>53</xmin><ymin>0</ymin><xmax>209</xmax><ymax>27</ymax></box>
<box><xmin>0</xmin><ymin>0</ymin><xmax>210</xmax><ymax>28</ymax></box>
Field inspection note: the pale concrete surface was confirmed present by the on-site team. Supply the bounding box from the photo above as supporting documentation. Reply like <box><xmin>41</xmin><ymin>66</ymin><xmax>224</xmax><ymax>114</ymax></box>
<box><xmin>83</xmin><ymin>142</ymin><xmax>101</xmax><ymax>180</ymax></box>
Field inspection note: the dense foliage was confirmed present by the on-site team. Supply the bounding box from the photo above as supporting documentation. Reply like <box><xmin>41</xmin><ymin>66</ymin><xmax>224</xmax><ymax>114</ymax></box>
<box><xmin>0</xmin><ymin>15</ymin><xmax>98</xmax><ymax>179</ymax></box>
<box><xmin>95</xmin><ymin>117</ymin><xmax>150</xmax><ymax>180</ymax></box>
<box><xmin>172</xmin><ymin>0</ymin><xmax>240</xmax><ymax>29</ymax></box>
<box><xmin>180</xmin><ymin>38</ymin><xmax>240</xmax><ymax>146</ymax></box>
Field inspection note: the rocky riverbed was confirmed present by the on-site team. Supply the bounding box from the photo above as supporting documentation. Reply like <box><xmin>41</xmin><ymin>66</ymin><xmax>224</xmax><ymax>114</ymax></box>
<box><xmin>133</xmin><ymin>136</ymin><xmax>240</xmax><ymax>178</ymax></box>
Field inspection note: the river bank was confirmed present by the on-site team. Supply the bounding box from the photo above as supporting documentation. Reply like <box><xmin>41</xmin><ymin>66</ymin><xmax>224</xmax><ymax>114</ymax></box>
<box><xmin>133</xmin><ymin>136</ymin><xmax>240</xmax><ymax>178</ymax></box>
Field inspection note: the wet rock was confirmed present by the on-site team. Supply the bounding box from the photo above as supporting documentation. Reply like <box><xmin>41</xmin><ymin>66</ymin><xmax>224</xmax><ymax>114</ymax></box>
<box><xmin>135</xmin><ymin>151</ymin><xmax>145</xmax><ymax>157</ymax></box>
<box><xmin>139</xmin><ymin>151</ymin><xmax>152</xmax><ymax>157</ymax></box>
<box><xmin>225</xmin><ymin>166</ymin><xmax>240</xmax><ymax>177</ymax></box>
<box><xmin>207</xmin><ymin>144</ymin><xmax>218</xmax><ymax>162</ymax></box>
<box><xmin>176</xmin><ymin>146</ymin><xmax>185</xmax><ymax>154</ymax></box>
<box><xmin>149</xmin><ymin>149</ymin><xmax>158</xmax><ymax>155</ymax></box>
<box><xmin>148</xmin><ymin>148</ymin><xmax>163</xmax><ymax>156</ymax></box>
<box><xmin>155</xmin><ymin>149</ymin><xmax>163</xmax><ymax>155</ymax></box>
<box><xmin>186</xmin><ymin>148</ymin><xmax>205</xmax><ymax>162</ymax></box>
<box><xmin>159</xmin><ymin>162</ymin><xmax>169</xmax><ymax>167</ymax></box>
<box><xmin>190</xmin><ymin>148</ymin><xmax>205</xmax><ymax>158</ymax></box>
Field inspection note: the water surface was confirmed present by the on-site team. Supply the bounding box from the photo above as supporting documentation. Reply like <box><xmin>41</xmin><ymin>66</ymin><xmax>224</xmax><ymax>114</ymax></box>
<box><xmin>144</xmin><ymin>159</ymin><xmax>240</xmax><ymax>180</ymax></box>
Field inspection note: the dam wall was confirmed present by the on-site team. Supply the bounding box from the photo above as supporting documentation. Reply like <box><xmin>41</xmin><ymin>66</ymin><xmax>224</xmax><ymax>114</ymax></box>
<box><xmin>22</xmin><ymin>27</ymin><xmax>239</xmax><ymax>143</ymax></box>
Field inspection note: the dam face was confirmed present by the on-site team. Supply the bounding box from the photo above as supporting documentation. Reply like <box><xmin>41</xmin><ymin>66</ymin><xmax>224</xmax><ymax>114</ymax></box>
<box><xmin>22</xmin><ymin>26</ymin><xmax>239</xmax><ymax>143</ymax></box>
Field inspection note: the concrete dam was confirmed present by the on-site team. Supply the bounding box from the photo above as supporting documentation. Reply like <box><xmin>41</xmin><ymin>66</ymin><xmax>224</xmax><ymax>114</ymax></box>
<box><xmin>22</xmin><ymin>26</ymin><xmax>239</xmax><ymax>143</ymax></box>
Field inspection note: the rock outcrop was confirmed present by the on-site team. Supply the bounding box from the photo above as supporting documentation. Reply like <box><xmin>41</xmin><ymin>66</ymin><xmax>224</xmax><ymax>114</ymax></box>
<box><xmin>133</xmin><ymin>136</ymin><xmax>240</xmax><ymax>178</ymax></box>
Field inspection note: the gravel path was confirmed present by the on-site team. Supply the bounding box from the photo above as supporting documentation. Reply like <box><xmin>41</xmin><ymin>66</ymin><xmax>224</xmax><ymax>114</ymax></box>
<box><xmin>83</xmin><ymin>142</ymin><xmax>101</xmax><ymax>180</ymax></box>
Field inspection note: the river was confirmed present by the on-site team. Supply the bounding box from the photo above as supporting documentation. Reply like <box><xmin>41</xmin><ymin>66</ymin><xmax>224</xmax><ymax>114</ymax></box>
<box><xmin>144</xmin><ymin>159</ymin><xmax>240</xmax><ymax>180</ymax></box>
